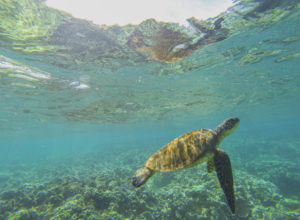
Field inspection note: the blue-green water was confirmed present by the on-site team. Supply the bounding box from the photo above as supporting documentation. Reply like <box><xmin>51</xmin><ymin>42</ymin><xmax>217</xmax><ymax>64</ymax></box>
<box><xmin>0</xmin><ymin>0</ymin><xmax>300</xmax><ymax>219</ymax></box>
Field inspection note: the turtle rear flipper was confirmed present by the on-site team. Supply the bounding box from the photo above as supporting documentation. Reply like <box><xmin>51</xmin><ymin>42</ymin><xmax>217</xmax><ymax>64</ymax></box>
<box><xmin>214</xmin><ymin>149</ymin><xmax>235</xmax><ymax>214</ymax></box>
<box><xmin>132</xmin><ymin>167</ymin><xmax>154</xmax><ymax>188</ymax></box>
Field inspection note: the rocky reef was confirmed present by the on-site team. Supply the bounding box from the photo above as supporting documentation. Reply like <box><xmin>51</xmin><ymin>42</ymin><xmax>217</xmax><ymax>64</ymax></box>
<box><xmin>0</xmin><ymin>143</ymin><xmax>299</xmax><ymax>220</ymax></box>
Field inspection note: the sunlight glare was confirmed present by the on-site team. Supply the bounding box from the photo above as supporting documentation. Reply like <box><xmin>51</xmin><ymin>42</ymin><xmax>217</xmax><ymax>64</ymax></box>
<box><xmin>46</xmin><ymin>0</ymin><xmax>234</xmax><ymax>26</ymax></box>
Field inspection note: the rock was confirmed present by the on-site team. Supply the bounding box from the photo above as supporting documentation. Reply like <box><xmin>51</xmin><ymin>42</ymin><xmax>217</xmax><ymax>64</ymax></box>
<box><xmin>49</xmin><ymin>194</ymin><xmax>63</xmax><ymax>207</ymax></box>
<box><xmin>1</xmin><ymin>190</ymin><xmax>18</xmax><ymax>200</ymax></box>
<box><xmin>35</xmin><ymin>191</ymin><xmax>47</xmax><ymax>204</ymax></box>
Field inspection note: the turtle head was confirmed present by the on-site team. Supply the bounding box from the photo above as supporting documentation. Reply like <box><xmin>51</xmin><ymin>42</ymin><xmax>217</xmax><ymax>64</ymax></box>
<box><xmin>215</xmin><ymin>117</ymin><xmax>240</xmax><ymax>141</ymax></box>
<box><xmin>132</xmin><ymin>167</ymin><xmax>154</xmax><ymax>188</ymax></box>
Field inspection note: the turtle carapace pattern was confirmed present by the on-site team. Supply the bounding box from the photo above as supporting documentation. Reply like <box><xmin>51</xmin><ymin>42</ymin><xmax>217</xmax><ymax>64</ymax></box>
<box><xmin>132</xmin><ymin>117</ymin><xmax>240</xmax><ymax>214</ymax></box>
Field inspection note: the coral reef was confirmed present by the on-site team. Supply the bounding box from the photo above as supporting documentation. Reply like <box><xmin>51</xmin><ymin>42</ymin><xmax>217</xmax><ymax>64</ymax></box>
<box><xmin>0</xmin><ymin>145</ymin><xmax>299</xmax><ymax>220</ymax></box>
<box><xmin>224</xmin><ymin>137</ymin><xmax>300</xmax><ymax>201</ymax></box>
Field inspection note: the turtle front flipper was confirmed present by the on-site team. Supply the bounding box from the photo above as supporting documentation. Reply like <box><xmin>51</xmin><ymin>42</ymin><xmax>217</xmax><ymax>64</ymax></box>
<box><xmin>214</xmin><ymin>149</ymin><xmax>235</xmax><ymax>214</ymax></box>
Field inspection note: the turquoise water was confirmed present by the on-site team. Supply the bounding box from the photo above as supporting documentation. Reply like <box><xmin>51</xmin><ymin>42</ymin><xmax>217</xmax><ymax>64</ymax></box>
<box><xmin>0</xmin><ymin>0</ymin><xmax>300</xmax><ymax>219</ymax></box>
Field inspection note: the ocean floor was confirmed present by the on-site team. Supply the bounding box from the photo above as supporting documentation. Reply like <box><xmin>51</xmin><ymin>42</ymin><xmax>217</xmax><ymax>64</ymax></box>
<box><xmin>0</xmin><ymin>138</ymin><xmax>299</xmax><ymax>220</ymax></box>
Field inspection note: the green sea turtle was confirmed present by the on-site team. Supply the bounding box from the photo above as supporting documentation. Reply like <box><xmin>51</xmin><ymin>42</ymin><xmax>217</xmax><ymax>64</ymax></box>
<box><xmin>132</xmin><ymin>117</ymin><xmax>240</xmax><ymax>214</ymax></box>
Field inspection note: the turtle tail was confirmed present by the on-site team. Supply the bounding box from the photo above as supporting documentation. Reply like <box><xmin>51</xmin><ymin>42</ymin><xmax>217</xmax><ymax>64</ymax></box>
<box><xmin>214</xmin><ymin>149</ymin><xmax>235</xmax><ymax>214</ymax></box>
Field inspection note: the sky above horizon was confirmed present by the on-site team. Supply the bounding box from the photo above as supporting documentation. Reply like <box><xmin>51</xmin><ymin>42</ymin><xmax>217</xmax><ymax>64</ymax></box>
<box><xmin>46</xmin><ymin>0</ymin><xmax>235</xmax><ymax>26</ymax></box>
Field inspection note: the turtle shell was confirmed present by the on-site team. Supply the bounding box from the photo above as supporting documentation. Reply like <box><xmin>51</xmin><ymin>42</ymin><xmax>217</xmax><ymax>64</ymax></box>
<box><xmin>145</xmin><ymin>129</ymin><xmax>217</xmax><ymax>171</ymax></box>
